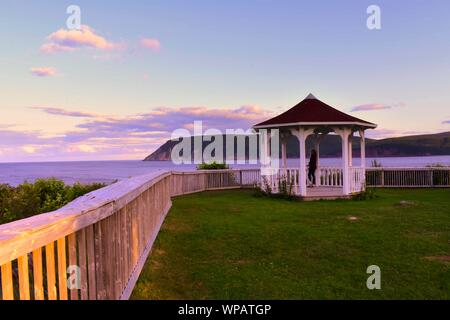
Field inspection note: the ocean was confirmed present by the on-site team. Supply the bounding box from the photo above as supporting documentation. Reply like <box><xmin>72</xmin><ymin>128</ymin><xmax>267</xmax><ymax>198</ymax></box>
<box><xmin>0</xmin><ymin>155</ymin><xmax>449</xmax><ymax>186</ymax></box>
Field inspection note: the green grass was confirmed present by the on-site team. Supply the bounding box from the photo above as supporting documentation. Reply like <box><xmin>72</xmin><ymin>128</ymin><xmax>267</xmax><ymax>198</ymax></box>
<box><xmin>131</xmin><ymin>188</ymin><xmax>450</xmax><ymax>300</ymax></box>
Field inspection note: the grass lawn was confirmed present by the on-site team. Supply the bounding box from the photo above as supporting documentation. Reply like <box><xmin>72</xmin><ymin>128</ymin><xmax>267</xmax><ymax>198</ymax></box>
<box><xmin>131</xmin><ymin>188</ymin><xmax>450</xmax><ymax>300</ymax></box>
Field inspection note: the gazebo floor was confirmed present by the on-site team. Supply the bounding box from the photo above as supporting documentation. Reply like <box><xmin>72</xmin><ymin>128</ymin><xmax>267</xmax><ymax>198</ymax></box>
<box><xmin>295</xmin><ymin>186</ymin><xmax>352</xmax><ymax>200</ymax></box>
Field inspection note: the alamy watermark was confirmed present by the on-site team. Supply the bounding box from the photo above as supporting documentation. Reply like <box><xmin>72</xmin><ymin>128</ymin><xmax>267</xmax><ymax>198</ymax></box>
<box><xmin>367</xmin><ymin>5</ymin><xmax>381</xmax><ymax>30</ymax></box>
<box><xmin>67</xmin><ymin>265</ymin><xmax>81</xmax><ymax>290</ymax></box>
<box><xmin>66</xmin><ymin>5</ymin><xmax>81</xmax><ymax>30</ymax></box>
<box><xmin>170</xmin><ymin>121</ymin><xmax>279</xmax><ymax>169</ymax></box>
<box><xmin>366</xmin><ymin>265</ymin><xmax>381</xmax><ymax>290</ymax></box>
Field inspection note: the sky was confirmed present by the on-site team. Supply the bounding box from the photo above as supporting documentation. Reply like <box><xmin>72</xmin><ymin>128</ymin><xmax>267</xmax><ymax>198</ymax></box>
<box><xmin>0</xmin><ymin>0</ymin><xmax>449</xmax><ymax>162</ymax></box>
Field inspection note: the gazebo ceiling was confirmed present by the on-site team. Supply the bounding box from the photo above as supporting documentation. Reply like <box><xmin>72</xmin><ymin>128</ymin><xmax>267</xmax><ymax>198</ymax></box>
<box><xmin>253</xmin><ymin>94</ymin><xmax>377</xmax><ymax>129</ymax></box>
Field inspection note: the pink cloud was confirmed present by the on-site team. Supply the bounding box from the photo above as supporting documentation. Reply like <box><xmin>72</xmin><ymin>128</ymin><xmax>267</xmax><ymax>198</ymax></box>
<box><xmin>351</xmin><ymin>103</ymin><xmax>405</xmax><ymax>112</ymax></box>
<box><xmin>0</xmin><ymin>105</ymin><xmax>273</xmax><ymax>162</ymax></box>
<box><xmin>140</xmin><ymin>38</ymin><xmax>161</xmax><ymax>52</ymax></box>
<box><xmin>364</xmin><ymin>128</ymin><xmax>431</xmax><ymax>139</ymax></box>
<box><xmin>149</xmin><ymin>105</ymin><xmax>270</xmax><ymax>121</ymax></box>
<box><xmin>0</xmin><ymin>126</ymin><xmax>166</xmax><ymax>163</ymax></box>
<box><xmin>40</xmin><ymin>43</ymin><xmax>76</xmax><ymax>54</ymax></box>
<box><xmin>28</xmin><ymin>104</ymin><xmax>272</xmax><ymax>144</ymax></box>
<box><xmin>30</xmin><ymin>106</ymin><xmax>97</xmax><ymax>118</ymax></box>
<box><xmin>30</xmin><ymin>67</ymin><xmax>57</xmax><ymax>77</ymax></box>
<box><xmin>41</xmin><ymin>25</ymin><xmax>120</xmax><ymax>53</ymax></box>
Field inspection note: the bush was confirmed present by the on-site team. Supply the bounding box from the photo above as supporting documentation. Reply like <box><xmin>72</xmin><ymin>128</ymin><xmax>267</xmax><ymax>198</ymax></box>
<box><xmin>352</xmin><ymin>187</ymin><xmax>378</xmax><ymax>201</ymax></box>
<box><xmin>0</xmin><ymin>179</ymin><xmax>106</xmax><ymax>225</ymax></box>
<box><xmin>426</xmin><ymin>163</ymin><xmax>447</xmax><ymax>168</ymax></box>
<box><xmin>277</xmin><ymin>176</ymin><xmax>296</xmax><ymax>200</ymax></box>
<box><xmin>253</xmin><ymin>176</ymin><xmax>297</xmax><ymax>201</ymax></box>
<box><xmin>197</xmin><ymin>161</ymin><xmax>229</xmax><ymax>170</ymax></box>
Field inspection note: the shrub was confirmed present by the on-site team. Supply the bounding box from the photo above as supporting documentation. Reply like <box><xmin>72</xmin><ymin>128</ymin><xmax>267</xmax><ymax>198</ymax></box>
<box><xmin>254</xmin><ymin>175</ymin><xmax>296</xmax><ymax>201</ymax></box>
<box><xmin>251</xmin><ymin>183</ymin><xmax>266</xmax><ymax>198</ymax></box>
<box><xmin>426</xmin><ymin>162</ymin><xmax>447</xmax><ymax>168</ymax></box>
<box><xmin>277</xmin><ymin>175</ymin><xmax>296</xmax><ymax>200</ymax></box>
<box><xmin>260</xmin><ymin>176</ymin><xmax>273</xmax><ymax>196</ymax></box>
<box><xmin>65</xmin><ymin>182</ymin><xmax>106</xmax><ymax>203</ymax></box>
<box><xmin>197</xmin><ymin>161</ymin><xmax>229</xmax><ymax>170</ymax></box>
<box><xmin>352</xmin><ymin>187</ymin><xmax>378</xmax><ymax>201</ymax></box>
<box><xmin>8</xmin><ymin>182</ymin><xmax>41</xmax><ymax>220</ymax></box>
<box><xmin>33</xmin><ymin>178</ymin><xmax>67</xmax><ymax>213</ymax></box>
<box><xmin>0</xmin><ymin>179</ymin><xmax>106</xmax><ymax>225</ymax></box>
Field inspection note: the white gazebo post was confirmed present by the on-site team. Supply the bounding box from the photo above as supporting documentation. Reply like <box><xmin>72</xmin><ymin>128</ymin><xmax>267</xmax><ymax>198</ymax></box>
<box><xmin>348</xmin><ymin>133</ymin><xmax>353</xmax><ymax>167</ymax></box>
<box><xmin>291</xmin><ymin>127</ymin><xmax>314</xmax><ymax>197</ymax></box>
<box><xmin>299</xmin><ymin>129</ymin><xmax>307</xmax><ymax>197</ymax></box>
<box><xmin>359</xmin><ymin>129</ymin><xmax>366</xmax><ymax>191</ymax></box>
<box><xmin>335</xmin><ymin>128</ymin><xmax>351</xmax><ymax>195</ymax></box>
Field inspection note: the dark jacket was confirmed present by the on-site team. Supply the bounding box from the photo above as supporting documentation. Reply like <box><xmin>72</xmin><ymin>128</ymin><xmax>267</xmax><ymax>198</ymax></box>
<box><xmin>309</xmin><ymin>152</ymin><xmax>317</xmax><ymax>171</ymax></box>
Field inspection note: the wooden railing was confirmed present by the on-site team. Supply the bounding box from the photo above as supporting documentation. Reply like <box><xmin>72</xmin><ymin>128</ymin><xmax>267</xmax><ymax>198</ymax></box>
<box><xmin>0</xmin><ymin>169</ymin><xmax>259</xmax><ymax>300</ymax></box>
<box><xmin>366</xmin><ymin>167</ymin><xmax>450</xmax><ymax>187</ymax></box>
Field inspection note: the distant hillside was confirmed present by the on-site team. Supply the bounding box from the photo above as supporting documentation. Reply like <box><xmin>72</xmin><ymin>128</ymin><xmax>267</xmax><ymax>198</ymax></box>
<box><xmin>144</xmin><ymin>132</ymin><xmax>450</xmax><ymax>161</ymax></box>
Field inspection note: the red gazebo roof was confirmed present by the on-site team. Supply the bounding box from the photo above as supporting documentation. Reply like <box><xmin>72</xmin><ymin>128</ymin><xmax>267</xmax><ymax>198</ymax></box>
<box><xmin>254</xmin><ymin>94</ymin><xmax>377</xmax><ymax>129</ymax></box>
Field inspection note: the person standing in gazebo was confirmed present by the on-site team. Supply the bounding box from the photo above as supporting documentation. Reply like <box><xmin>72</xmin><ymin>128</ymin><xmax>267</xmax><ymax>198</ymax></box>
<box><xmin>254</xmin><ymin>93</ymin><xmax>376</xmax><ymax>197</ymax></box>
<box><xmin>308</xmin><ymin>149</ymin><xmax>318</xmax><ymax>187</ymax></box>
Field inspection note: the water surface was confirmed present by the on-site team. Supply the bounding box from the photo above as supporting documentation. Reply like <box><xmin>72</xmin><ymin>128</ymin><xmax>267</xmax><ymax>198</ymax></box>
<box><xmin>1</xmin><ymin>155</ymin><xmax>449</xmax><ymax>186</ymax></box>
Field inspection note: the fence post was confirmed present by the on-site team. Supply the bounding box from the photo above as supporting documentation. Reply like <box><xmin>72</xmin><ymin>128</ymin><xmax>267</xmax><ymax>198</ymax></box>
<box><xmin>430</xmin><ymin>170</ymin><xmax>434</xmax><ymax>187</ymax></box>
<box><xmin>240</xmin><ymin>170</ymin><xmax>243</xmax><ymax>188</ymax></box>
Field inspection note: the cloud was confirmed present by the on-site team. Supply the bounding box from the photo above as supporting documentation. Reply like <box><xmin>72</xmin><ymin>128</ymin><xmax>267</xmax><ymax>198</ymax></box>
<box><xmin>442</xmin><ymin>120</ymin><xmax>450</xmax><ymax>125</ymax></box>
<box><xmin>0</xmin><ymin>105</ymin><xmax>272</xmax><ymax>162</ymax></box>
<box><xmin>41</xmin><ymin>25</ymin><xmax>121</xmax><ymax>53</ymax></box>
<box><xmin>68</xmin><ymin>144</ymin><xmax>97</xmax><ymax>153</ymax></box>
<box><xmin>30</xmin><ymin>106</ymin><xmax>97</xmax><ymax>118</ymax></box>
<box><xmin>140</xmin><ymin>38</ymin><xmax>161</xmax><ymax>52</ymax></box>
<box><xmin>30</xmin><ymin>67</ymin><xmax>57</xmax><ymax>77</ymax></box>
<box><xmin>65</xmin><ymin>104</ymin><xmax>271</xmax><ymax>143</ymax></box>
<box><xmin>0</xmin><ymin>127</ymin><xmax>165</xmax><ymax>162</ymax></box>
<box><xmin>351</xmin><ymin>103</ymin><xmax>405</xmax><ymax>112</ymax></box>
<box><xmin>365</xmin><ymin>128</ymin><xmax>432</xmax><ymax>139</ymax></box>
<box><xmin>0</xmin><ymin>129</ymin><xmax>51</xmax><ymax>146</ymax></box>
<box><xmin>22</xmin><ymin>145</ymin><xmax>38</xmax><ymax>154</ymax></box>
<box><xmin>365</xmin><ymin>128</ymin><xmax>402</xmax><ymax>139</ymax></box>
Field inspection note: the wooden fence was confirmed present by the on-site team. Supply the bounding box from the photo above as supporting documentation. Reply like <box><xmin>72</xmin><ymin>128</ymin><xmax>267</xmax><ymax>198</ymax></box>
<box><xmin>0</xmin><ymin>169</ymin><xmax>259</xmax><ymax>300</ymax></box>
<box><xmin>0</xmin><ymin>166</ymin><xmax>448</xmax><ymax>300</ymax></box>
<box><xmin>366</xmin><ymin>168</ymin><xmax>450</xmax><ymax>187</ymax></box>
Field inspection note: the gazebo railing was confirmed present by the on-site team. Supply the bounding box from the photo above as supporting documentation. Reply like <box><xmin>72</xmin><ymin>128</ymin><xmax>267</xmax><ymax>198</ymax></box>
<box><xmin>262</xmin><ymin>166</ymin><xmax>365</xmax><ymax>194</ymax></box>
<box><xmin>319</xmin><ymin>167</ymin><xmax>343</xmax><ymax>187</ymax></box>
<box><xmin>349</xmin><ymin>167</ymin><xmax>365</xmax><ymax>193</ymax></box>
<box><xmin>262</xmin><ymin>167</ymin><xmax>450</xmax><ymax>193</ymax></box>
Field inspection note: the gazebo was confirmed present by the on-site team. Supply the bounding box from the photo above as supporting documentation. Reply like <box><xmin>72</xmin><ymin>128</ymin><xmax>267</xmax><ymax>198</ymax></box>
<box><xmin>253</xmin><ymin>94</ymin><xmax>377</xmax><ymax>199</ymax></box>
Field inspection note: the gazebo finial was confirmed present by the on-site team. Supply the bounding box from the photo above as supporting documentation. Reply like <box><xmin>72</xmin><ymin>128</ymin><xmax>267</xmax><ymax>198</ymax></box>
<box><xmin>305</xmin><ymin>93</ymin><xmax>317</xmax><ymax>100</ymax></box>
